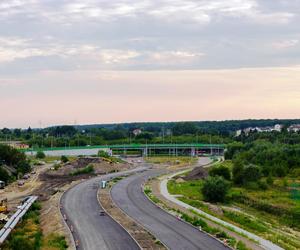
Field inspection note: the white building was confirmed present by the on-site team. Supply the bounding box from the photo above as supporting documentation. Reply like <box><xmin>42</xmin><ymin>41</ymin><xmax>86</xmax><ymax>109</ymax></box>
<box><xmin>288</xmin><ymin>124</ymin><xmax>300</xmax><ymax>132</ymax></box>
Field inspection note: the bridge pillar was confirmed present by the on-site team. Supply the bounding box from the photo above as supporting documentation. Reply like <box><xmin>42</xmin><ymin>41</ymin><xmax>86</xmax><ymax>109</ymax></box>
<box><xmin>191</xmin><ymin>147</ymin><xmax>195</xmax><ymax>157</ymax></box>
<box><xmin>143</xmin><ymin>148</ymin><xmax>148</xmax><ymax>157</ymax></box>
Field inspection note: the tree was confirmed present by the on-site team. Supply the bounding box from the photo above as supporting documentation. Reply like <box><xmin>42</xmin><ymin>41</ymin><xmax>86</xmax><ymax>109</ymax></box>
<box><xmin>0</xmin><ymin>167</ymin><xmax>10</xmax><ymax>183</ymax></box>
<box><xmin>61</xmin><ymin>155</ymin><xmax>69</xmax><ymax>163</ymax></box>
<box><xmin>202</xmin><ymin>176</ymin><xmax>229</xmax><ymax>203</ymax></box>
<box><xmin>243</xmin><ymin>164</ymin><xmax>261</xmax><ymax>183</ymax></box>
<box><xmin>232</xmin><ymin>160</ymin><xmax>245</xmax><ymax>185</ymax></box>
<box><xmin>209</xmin><ymin>165</ymin><xmax>231</xmax><ymax>180</ymax></box>
<box><xmin>172</xmin><ymin>122</ymin><xmax>198</xmax><ymax>136</ymax></box>
<box><xmin>36</xmin><ymin>151</ymin><xmax>45</xmax><ymax>159</ymax></box>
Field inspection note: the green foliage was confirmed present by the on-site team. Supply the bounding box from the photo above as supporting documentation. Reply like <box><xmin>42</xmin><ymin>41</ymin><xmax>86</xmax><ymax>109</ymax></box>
<box><xmin>266</xmin><ymin>174</ymin><xmax>274</xmax><ymax>185</ymax></box>
<box><xmin>209</xmin><ymin>165</ymin><xmax>231</xmax><ymax>180</ymax></box>
<box><xmin>0</xmin><ymin>166</ymin><xmax>10</xmax><ymax>183</ymax></box>
<box><xmin>0</xmin><ymin>144</ymin><xmax>30</xmax><ymax>176</ymax></box>
<box><xmin>223</xmin><ymin>210</ymin><xmax>268</xmax><ymax>233</ymax></box>
<box><xmin>232</xmin><ymin>163</ymin><xmax>261</xmax><ymax>186</ymax></box>
<box><xmin>202</xmin><ymin>176</ymin><xmax>229</xmax><ymax>203</ymax></box>
<box><xmin>98</xmin><ymin>150</ymin><xmax>110</xmax><ymax>158</ymax></box>
<box><xmin>70</xmin><ymin>164</ymin><xmax>94</xmax><ymax>176</ymax></box>
<box><xmin>53</xmin><ymin>163</ymin><xmax>61</xmax><ymax>170</ymax></box>
<box><xmin>35</xmin><ymin>151</ymin><xmax>45</xmax><ymax>159</ymax></box>
<box><xmin>0</xmin><ymin>144</ymin><xmax>26</xmax><ymax>166</ymax></box>
<box><xmin>60</xmin><ymin>155</ymin><xmax>69</xmax><ymax>163</ymax></box>
<box><xmin>236</xmin><ymin>241</ymin><xmax>250</xmax><ymax>250</ymax></box>
<box><xmin>4</xmin><ymin>202</ymin><xmax>42</xmax><ymax>250</ymax></box>
<box><xmin>43</xmin><ymin>234</ymin><xmax>68</xmax><ymax>250</ymax></box>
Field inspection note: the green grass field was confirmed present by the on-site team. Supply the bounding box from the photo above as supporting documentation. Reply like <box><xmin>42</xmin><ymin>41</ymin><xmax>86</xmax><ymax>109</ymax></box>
<box><xmin>145</xmin><ymin>156</ymin><xmax>197</xmax><ymax>166</ymax></box>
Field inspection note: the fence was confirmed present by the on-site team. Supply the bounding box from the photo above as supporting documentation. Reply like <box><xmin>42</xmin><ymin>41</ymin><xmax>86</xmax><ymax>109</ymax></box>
<box><xmin>0</xmin><ymin>196</ymin><xmax>38</xmax><ymax>244</ymax></box>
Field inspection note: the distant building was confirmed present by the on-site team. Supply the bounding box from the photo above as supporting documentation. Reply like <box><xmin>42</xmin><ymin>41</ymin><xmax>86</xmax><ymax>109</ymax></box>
<box><xmin>274</xmin><ymin>124</ymin><xmax>283</xmax><ymax>132</ymax></box>
<box><xmin>288</xmin><ymin>124</ymin><xmax>300</xmax><ymax>132</ymax></box>
<box><xmin>132</xmin><ymin>129</ymin><xmax>142</xmax><ymax>136</ymax></box>
<box><xmin>236</xmin><ymin>124</ymin><xmax>283</xmax><ymax>136</ymax></box>
<box><xmin>0</xmin><ymin>141</ymin><xmax>29</xmax><ymax>149</ymax></box>
<box><xmin>235</xmin><ymin>129</ymin><xmax>242</xmax><ymax>137</ymax></box>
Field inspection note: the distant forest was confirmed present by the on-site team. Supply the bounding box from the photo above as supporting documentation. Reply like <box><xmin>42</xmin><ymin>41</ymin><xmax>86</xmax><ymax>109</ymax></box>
<box><xmin>1</xmin><ymin>119</ymin><xmax>300</xmax><ymax>148</ymax></box>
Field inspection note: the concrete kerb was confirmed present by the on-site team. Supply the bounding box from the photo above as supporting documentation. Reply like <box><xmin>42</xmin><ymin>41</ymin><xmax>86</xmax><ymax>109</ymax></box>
<box><xmin>97</xmin><ymin>187</ymin><xmax>143</xmax><ymax>250</ymax></box>
<box><xmin>142</xmin><ymin>182</ymin><xmax>233</xmax><ymax>250</ymax></box>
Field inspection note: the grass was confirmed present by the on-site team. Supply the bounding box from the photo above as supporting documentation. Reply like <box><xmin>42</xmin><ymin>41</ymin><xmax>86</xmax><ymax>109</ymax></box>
<box><xmin>145</xmin><ymin>156</ymin><xmax>197</xmax><ymax>166</ymax></box>
<box><xmin>42</xmin><ymin>234</ymin><xmax>68</xmax><ymax>250</ymax></box>
<box><xmin>168</xmin><ymin>179</ymin><xmax>204</xmax><ymax>200</ymax></box>
<box><xmin>70</xmin><ymin>164</ymin><xmax>94</xmax><ymax>176</ymax></box>
<box><xmin>144</xmin><ymin>186</ymin><xmax>160</xmax><ymax>204</ymax></box>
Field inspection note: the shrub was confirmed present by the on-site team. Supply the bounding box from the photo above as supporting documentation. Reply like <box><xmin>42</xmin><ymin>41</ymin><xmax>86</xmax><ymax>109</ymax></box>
<box><xmin>70</xmin><ymin>164</ymin><xmax>94</xmax><ymax>176</ymax></box>
<box><xmin>0</xmin><ymin>167</ymin><xmax>10</xmax><ymax>183</ymax></box>
<box><xmin>209</xmin><ymin>165</ymin><xmax>231</xmax><ymax>180</ymax></box>
<box><xmin>266</xmin><ymin>174</ymin><xmax>274</xmax><ymax>185</ymax></box>
<box><xmin>243</xmin><ymin>164</ymin><xmax>261</xmax><ymax>183</ymax></box>
<box><xmin>36</xmin><ymin>151</ymin><xmax>45</xmax><ymax>159</ymax></box>
<box><xmin>202</xmin><ymin>176</ymin><xmax>229</xmax><ymax>203</ymax></box>
<box><xmin>60</xmin><ymin>155</ymin><xmax>69</xmax><ymax>163</ymax></box>
<box><xmin>53</xmin><ymin>164</ymin><xmax>61</xmax><ymax>170</ymax></box>
<box><xmin>98</xmin><ymin>150</ymin><xmax>110</xmax><ymax>158</ymax></box>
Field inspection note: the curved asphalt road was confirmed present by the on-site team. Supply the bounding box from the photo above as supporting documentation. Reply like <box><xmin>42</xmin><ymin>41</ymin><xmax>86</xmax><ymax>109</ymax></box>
<box><xmin>111</xmin><ymin>169</ymin><xmax>229</xmax><ymax>250</ymax></box>
<box><xmin>61</xmin><ymin>166</ymin><xmax>148</xmax><ymax>250</ymax></box>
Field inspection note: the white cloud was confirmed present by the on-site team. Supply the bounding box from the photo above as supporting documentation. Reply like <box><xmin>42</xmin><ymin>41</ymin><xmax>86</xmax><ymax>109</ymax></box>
<box><xmin>272</xmin><ymin>39</ymin><xmax>299</xmax><ymax>49</ymax></box>
<box><xmin>147</xmin><ymin>50</ymin><xmax>205</xmax><ymax>66</ymax></box>
<box><xmin>100</xmin><ymin>50</ymin><xmax>140</xmax><ymax>64</ymax></box>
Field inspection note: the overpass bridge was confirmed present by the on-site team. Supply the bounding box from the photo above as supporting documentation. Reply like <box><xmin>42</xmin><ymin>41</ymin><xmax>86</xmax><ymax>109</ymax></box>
<box><xmin>24</xmin><ymin>143</ymin><xmax>225</xmax><ymax>157</ymax></box>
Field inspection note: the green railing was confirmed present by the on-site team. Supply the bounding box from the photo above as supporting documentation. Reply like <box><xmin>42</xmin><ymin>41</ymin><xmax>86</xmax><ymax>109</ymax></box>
<box><xmin>22</xmin><ymin>143</ymin><xmax>225</xmax><ymax>152</ymax></box>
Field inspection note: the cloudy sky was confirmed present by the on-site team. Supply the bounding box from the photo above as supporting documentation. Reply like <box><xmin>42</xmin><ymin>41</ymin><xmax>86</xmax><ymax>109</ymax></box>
<box><xmin>0</xmin><ymin>0</ymin><xmax>300</xmax><ymax>128</ymax></box>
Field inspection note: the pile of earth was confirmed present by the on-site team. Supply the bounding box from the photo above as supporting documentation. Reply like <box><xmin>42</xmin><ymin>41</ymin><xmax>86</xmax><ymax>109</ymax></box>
<box><xmin>65</xmin><ymin>157</ymin><xmax>103</xmax><ymax>169</ymax></box>
<box><xmin>184</xmin><ymin>166</ymin><xmax>208</xmax><ymax>180</ymax></box>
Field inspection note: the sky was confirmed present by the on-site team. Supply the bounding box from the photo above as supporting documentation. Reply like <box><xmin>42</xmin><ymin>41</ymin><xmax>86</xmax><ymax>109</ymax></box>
<box><xmin>0</xmin><ymin>0</ymin><xmax>300</xmax><ymax>128</ymax></box>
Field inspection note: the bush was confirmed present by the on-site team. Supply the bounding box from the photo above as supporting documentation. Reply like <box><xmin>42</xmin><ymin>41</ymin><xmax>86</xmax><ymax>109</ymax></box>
<box><xmin>53</xmin><ymin>164</ymin><xmax>61</xmax><ymax>170</ymax></box>
<box><xmin>98</xmin><ymin>150</ymin><xmax>110</xmax><ymax>158</ymax></box>
<box><xmin>243</xmin><ymin>164</ymin><xmax>261</xmax><ymax>183</ymax></box>
<box><xmin>0</xmin><ymin>167</ymin><xmax>10</xmax><ymax>183</ymax></box>
<box><xmin>266</xmin><ymin>174</ymin><xmax>274</xmax><ymax>185</ymax></box>
<box><xmin>209</xmin><ymin>165</ymin><xmax>231</xmax><ymax>180</ymax></box>
<box><xmin>232</xmin><ymin>162</ymin><xmax>261</xmax><ymax>186</ymax></box>
<box><xmin>202</xmin><ymin>176</ymin><xmax>229</xmax><ymax>203</ymax></box>
<box><xmin>70</xmin><ymin>164</ymin><xmax>94</xmax><ymax>176</ymax></box>
<box><xmin>60</xmin><ymin>155</ymin><xmax>69</xmax><ymax>163</ymax></box>
<box><xmin>232</xmin><ymin>160</ymin><xmax>244</xmax><ymax>185</ymax></box>
<box><xmin>36</xmin><ymin>151</ymin><xmax>45</xmax><ymax>159</ymax></box>
<box><xmin>17</xmin><ymin>161</ymin><xmax>31</xmax><ymax>175</ymax></box>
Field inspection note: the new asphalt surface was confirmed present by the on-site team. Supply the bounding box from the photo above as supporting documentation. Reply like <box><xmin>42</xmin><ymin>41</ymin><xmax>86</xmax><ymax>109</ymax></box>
<box><xmin>61</xmin><ymin>166</ymin><xmax>148</xmax><ymax>250</ymax></box>
<box><xmin>111</xmin><ymin>168</ymin><xmax>229</xmax><ymax>250</ymax></box>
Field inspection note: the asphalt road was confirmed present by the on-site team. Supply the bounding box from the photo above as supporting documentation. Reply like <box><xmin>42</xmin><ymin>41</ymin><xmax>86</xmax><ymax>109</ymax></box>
<box><xmin>61</xmin><ymin>166</ymin><xmax>148</xmax><ymax>250</ymax></box>
<box><xmin>111</xmin><ymin>169</ymin><xmax>229</xmax><ymax>250</ymax></box>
